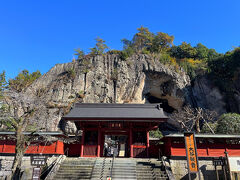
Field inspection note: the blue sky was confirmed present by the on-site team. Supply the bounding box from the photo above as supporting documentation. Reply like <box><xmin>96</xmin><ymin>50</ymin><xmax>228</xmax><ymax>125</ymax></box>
<box><xmin>0</xmin><ymin>0</ymin><xmax>239</xmax><ymax>79</ymax></box>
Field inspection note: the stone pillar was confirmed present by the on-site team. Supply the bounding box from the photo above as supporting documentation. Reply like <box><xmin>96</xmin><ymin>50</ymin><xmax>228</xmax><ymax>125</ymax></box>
<box><xmin>80</xmin><ymin>129</ymin><xmax>85</xmax><ymax>157</ymax></box>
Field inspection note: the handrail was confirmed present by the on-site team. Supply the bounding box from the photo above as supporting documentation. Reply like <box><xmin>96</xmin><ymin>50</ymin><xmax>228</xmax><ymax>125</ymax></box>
<box><xmin>41</xmin><ymin>148</ymin><xmax>69</xmax><ymax>177</ymax></box>
<box><xmin>40</xmin><ymin>158</ymin><xmax>58</xmax><ymax>177</ymax></box>
<box><xmin>44</xmin><ymin>155</ymin><xmax>64</xmax><ymax>180</ymax></box>
<box><xmin>44</xmin><ymin>147</ymin><xmax>69</xmax><ymax>180</ymax></box>
<box><xmin>100</xmin><ymin>158</ymin><xmax>106</xmax><ymax>179</ymax></box>
<box><xmin>89</xmin><ymin>157</ymin><xmax>97</xmax><ymax>179</ymax></box>
<box><xmin>161</xmin><ymin>156</ymin><xmax>175</xmax><ymax>180</ymax></box>
<box><xmin>109</xmin><ymin>154</ymin><xmax>115</xmax><ymax>179</ymax></box>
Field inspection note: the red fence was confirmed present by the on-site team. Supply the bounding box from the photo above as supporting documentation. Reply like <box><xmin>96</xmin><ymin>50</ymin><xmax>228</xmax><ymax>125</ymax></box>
<box><xmin>164</xmin><ymin>137</ymin><xmax>240</xmax><ymax>157</ymax></box>
<box><xmin>0</xmin><ymin>140</ymin><xmax>64</xmax><ymax>155</ymax></box>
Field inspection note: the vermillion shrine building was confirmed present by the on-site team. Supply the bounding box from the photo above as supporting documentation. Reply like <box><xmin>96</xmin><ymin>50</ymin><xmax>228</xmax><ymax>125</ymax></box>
<box><xmin>63</xmin><ymin>103</ymin><xmax>168</xmax><ymax>158</ymax></box>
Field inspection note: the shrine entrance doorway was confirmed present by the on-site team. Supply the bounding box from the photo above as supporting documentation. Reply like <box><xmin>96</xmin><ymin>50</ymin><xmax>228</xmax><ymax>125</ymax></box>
<box><xmin>103</xmin><ymin>134</ymin><xmax>128</xmax><ymax>157</ymax></box>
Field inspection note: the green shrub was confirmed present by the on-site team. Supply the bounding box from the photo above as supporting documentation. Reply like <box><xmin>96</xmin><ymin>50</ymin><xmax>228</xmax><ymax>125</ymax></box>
<box><xmin>159</xmin><ymin>53</ymin><xmax>171</xmax><ymax>64</ymax></box>
<box><xmin>67</xmin><ymin>68</ymin><xmax>76</xmax><ymax>79</ymax></box>
<box><xmin>216</xmin><ymin>113</ymin><xmax>240</xmax><ymax>134</ymax></box>
<box><xmin>149</xmin><ymin>128</ymin><xmax>163</xmax><ymax>138</ymax></box>
<box><xmin>107</xmin><ymin>50</ymin><xmax>122</xmax><ymax>55</ymax></box>
<box><xmin>201</xmin><ymin>122</ymin><xmax>218</xmax><ymax>133</ymax></box>
<box><xmin>119</xmin><ymin>47</ymin><xmax>134</xmax><ymax>60</ymax></box>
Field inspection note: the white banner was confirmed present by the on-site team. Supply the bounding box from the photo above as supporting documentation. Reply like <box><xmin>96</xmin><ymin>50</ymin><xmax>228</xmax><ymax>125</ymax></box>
<box><xmin>229</xmin><ymin>157</ymin><xmax>240</xmax><ymax>172</ymax></box>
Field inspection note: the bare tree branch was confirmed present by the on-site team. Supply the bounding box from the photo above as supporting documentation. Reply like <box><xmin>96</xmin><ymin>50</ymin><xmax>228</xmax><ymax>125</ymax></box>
<box><xmin>170</xmin><ymin>105</ymin><xmax>218</xmax><ymax>133</ymax></box>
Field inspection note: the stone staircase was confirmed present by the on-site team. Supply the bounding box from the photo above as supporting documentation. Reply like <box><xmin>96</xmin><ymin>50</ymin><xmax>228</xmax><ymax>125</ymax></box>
<box><xmin>136</xmin><ymin>159</ymin><xmax>169</xmax><ymax>180</ymax></box>
<box><xmin>91</xmin><ymin>158</ymin><xmax>136</xmax><ymax>180</ymax></box>
<box><xmin>52</xmin><ymin>157</ymin><xmax>95</xmax><ymax>180</ymax></box>
<box><xmin>52</xmin><ymin>157</ymin><xmax>169</xmax><ymax>180</ymax></box>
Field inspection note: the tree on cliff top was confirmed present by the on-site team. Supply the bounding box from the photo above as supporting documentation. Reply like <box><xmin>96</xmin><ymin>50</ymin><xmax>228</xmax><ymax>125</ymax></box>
<box><xmin>132</xmin><ymin>26</ymin><xmax>154</xmax><ymax>52</ymax></box>
<box><xmin>122</xmin><ymin>26</ymin><xmax>174</xmax><ymax>54</ymax></box>
<box><xmin>151</xmin><ymin>32</ymin><xmax>174</xmax><ymax>53</ymax></box>
<box><xmin>9</xmin><ymin>70</ymin><xmax>41</xmax><ymax>92</ymax></box>
<box><xmin>74</xmin><ymin>48</ymin><xmax>85</xmax><ymax>60</ymax></box>
<box><xmin>90</xmin><ymin>37</ymin><xmax>108</xmax><ymax>55</ymax></box>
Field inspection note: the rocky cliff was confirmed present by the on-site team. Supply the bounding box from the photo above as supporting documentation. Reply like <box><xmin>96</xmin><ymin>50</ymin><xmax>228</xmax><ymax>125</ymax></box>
<box><xmin>7</xmin><ymin>54</ymin><xmax>240</xmax><ymax>131</ymax></box>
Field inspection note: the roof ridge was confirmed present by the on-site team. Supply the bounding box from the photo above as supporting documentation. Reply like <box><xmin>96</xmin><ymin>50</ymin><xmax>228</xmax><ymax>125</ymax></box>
<box><xmin>74</xmin><ymin>103</ymin><xmax>160</xmax><ymax>108</ymax></box>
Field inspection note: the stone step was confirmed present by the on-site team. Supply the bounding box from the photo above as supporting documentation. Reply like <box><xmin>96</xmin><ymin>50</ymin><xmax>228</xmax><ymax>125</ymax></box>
<box><xmin>54</xmin><ymin>175</ymin><xmax>91</xmax><ymax>179</ymax></box>
<box><xmin>93</xmin><ymin>169</ymin><xmax>136</xmax><ymax>173</ymax></box>
<box><xmin>56</xmin><ymin>171</ymin><xmax>92</xmax><ymax>174</ymax></box>
<box><xmin>92</xmin><ymin>178</ymin><xmax>136</xmax><ymax>180</ymax></box>
<box><xmin>58</xmin><ymin>168</ymin><xmax>92</xmax><ymax>172</ymax></box>
<box><xmin>53</xmin><ymin>158</ymin><xmax>95</xmax><ymax>180</ymax></box>
<box><xmin>137</xmin><ymin>178</ymin><xmax>167</xmax><ymax>180</ymax></box>
<box><xmin>54</xmin><ymin>178</ymin><xmax>91</xmax><ymax>180</ymax></box>
<box><xmin>59</xmin><ymin>166</ymin><xmax>93</xmax><ymax>169</ymax></box>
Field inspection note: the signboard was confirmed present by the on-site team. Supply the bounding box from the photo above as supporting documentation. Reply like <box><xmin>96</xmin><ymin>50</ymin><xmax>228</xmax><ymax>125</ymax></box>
<box><xmin>229</xmin><ymin>157</ymin><xmax>240</xmax><ymax>172</ymax></box>
<box><xmin>32</xmin><ymin>167</ymin><xmax>41</xmax><ymax>180</ymax></box>
<box><xmin>31</xmin><ymin>156</ymin><xmax>47</xmax><ymax>166</ymax></box>
<box><xmin>184</xmin><ymin>132</ymin><xmax>199</xmax><ymax>173</ymax></box>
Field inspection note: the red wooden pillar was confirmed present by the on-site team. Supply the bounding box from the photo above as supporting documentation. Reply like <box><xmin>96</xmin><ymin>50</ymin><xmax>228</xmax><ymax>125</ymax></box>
<box><xmin>146</xmin><ymin>130</ymin><xmax>150</xmax><ymax>157</ymax></box>
<box><xmin>224</xmin><ymin>139</ymin><xmax>228</xmax><ymax>153</ymax></box>
<box><xmin>80</xmin><ymin>129</ymin><xmax>85</xmax><ymax>157</ymax></box>
<box><xmin>166</xmin><ymin>138</ymin><xmax>171</xmax><ymax>156</ymax></box>
<box><xmin>97</xmin><ymin>125</ymin><xmax>101</xmax><ymax>157</ymax></box>
<box><xmin>2</xmin><ymin>140</ymin><xmax>5</xmax><ymax>152</ymax></box>
<box><xmin>206</xmin><ymin>139</ymin><xmax>209</xmax><ymax>156</ymax></box>
<box><xmin>130</xmin><ymin>124</ymin><xmax>133</xmax><ymax>158</ymax></box>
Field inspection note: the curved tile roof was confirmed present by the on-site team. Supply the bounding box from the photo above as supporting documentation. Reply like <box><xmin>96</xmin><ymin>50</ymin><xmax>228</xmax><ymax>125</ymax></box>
<box><xmin>64</xmin><ymin>103</ymin><xmax>168</xmax><ymax>121</ymax></box>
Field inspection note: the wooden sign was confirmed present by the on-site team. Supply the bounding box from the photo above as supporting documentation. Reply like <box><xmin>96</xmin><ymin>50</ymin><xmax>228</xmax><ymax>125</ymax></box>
<box><xmin>32</xmin><ymin>167</ymin><xmax>41</xmax><ymax>180</ymax></box>
<box><xmin>184</xmin><ymin>132</ymin><xmax>199</xmax><ymax>173</ymax></box>
<box><xmin>31</xmin><ymin>156</ymin><xmax>47</xmax><ymax>166</ymax></box>
<box><xmin>109</xmin><ymin>122</ymin><xmax>123</xmax><ymax>129</ymax></box>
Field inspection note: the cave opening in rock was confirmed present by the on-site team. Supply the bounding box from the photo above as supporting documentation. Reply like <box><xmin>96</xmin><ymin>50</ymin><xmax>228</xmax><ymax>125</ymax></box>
<box><xmin>146</xmin><ymin>94</ymin><xmax>175</xmax><ymax>113</ymax></box>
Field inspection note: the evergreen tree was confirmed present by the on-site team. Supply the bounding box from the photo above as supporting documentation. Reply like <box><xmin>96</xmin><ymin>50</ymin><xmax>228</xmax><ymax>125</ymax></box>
<box><xmin>170</xmin><ymin>42</ymin><xmax>197</xmax><ymax>59</ymax></box>
<box><xmin>0</xmin><ymin>71</ymin><xmax>7</xmax><ymax>99</ymax></box>
<box><xmin>74</xmin><ymin>48</ymin><xmax>85</xmax><ymax>60</ymax></box>
<box><xmin>151</xmin><ymin>32</ymin><xmax>174</xmax><ymax>53</ymax></box>
<box><xmin>132</xmin><ymin>26</ymin><xmax>154</xmax><ymax>52</ymax></box>
<box><xmin>90</xmin><ymin>37</ymin><xmax>108</xmax><ymax>55</ymax></box>
<box><xmin>9</xmin><ymin>70</ymin><xmax>41</xmax><ymax>92</ymax></box>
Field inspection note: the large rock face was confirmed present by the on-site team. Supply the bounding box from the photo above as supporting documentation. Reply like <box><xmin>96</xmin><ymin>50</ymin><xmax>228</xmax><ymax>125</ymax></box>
<box><xmin>9</xmin><ymin>55</ymin><xmax>190</xmax><ymax>131</ymax></box>
<box><xmin>6</xmin><ymin>54</ymin><xmax>240</xmax><ymax>131</ymax></box>
<box><xmin>190</xmin><ymin>76</ymin><xmax>227</xmax><ymax>114</ymax></box>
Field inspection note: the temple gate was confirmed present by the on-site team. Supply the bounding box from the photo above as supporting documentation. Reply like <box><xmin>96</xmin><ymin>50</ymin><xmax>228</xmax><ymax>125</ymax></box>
<box><xmin>63</xmin><ymin>103</ymin><xmax>168</xmax><ymax>158</ymax></box>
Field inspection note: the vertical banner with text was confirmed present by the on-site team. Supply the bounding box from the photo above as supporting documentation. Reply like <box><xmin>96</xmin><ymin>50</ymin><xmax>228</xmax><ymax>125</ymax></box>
<box><xmin>184</xmin><ymin>132</ymin><xmax>199</xmax><ymax>174</ymax></box>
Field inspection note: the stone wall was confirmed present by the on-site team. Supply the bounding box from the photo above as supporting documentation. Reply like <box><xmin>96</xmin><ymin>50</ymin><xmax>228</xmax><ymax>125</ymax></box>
<box><xmin>0</xmin><ymin>156</ymin><xmax>58</xmax><ymax>180</ymax></box>
<box><xmin>0</xmin><ymin>156</ymin><xmax>13</xmax><ymax>178</ymax></box>
<box><xmin>170</xmin><ymin>158</ymin><xmax>225</xmax><ymax>180</ymax></box>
